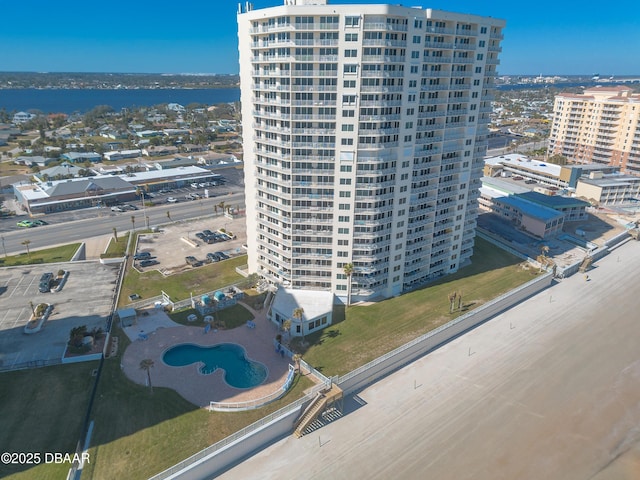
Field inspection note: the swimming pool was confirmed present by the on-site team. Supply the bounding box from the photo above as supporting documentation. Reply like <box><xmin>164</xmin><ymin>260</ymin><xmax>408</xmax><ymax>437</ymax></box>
<box><xmin>162</xmin><ymin>343</ymin><xmax>267</xmax><ymax>389</ymax></box>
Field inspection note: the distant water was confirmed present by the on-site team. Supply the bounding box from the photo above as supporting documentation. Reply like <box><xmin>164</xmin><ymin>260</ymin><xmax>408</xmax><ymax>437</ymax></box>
<box><xmin>0</xmin><ymin>88</ymin><xmax>240</xmax><ymax>114</ymax></box>
<box><xmin>1</xmin><ymin>82</ymin><xmax>631</xmax><ymax>114</ymax></box>
<box><xmin>496</xmin><ymin>81</ymin><xmax>621</xmax><ymax>91</ymax></box>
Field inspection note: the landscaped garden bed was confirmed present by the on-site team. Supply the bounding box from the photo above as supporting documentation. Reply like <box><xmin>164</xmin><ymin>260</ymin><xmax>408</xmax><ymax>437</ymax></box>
<box><xmin>23</xmin><ymin>303</ymin><xmax>53</xmax><ymax>334</ymax></box>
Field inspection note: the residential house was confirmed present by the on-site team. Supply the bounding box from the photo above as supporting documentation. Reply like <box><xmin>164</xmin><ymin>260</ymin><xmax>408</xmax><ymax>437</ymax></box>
<box><xmin>12</xmin><ymin>112</ymin><xmax>36</xmax><ymax>124</ymax></box>
<box><xmin>61</xmin><ymin>152</ymin><xmax>102</xmax><ymax>163</ymax></box>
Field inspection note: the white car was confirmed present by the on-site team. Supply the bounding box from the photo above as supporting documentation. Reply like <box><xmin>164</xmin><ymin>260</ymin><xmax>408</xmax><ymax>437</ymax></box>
<box><xmin>167</xmin><ymin>197</ymin><xmax>178</xmax><ymax>203</ymax></box>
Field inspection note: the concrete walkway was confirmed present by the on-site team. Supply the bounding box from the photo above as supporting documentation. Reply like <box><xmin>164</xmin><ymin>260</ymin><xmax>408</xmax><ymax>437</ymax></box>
<box><xmin>220</xmin><ymin>240</ymin><xmax>640</xmax><ymax>480</ymax></box>
<box><xmin>121</xmin><ymin>303</ymin><xmax>293</xmax><ymax>408</ymax></box>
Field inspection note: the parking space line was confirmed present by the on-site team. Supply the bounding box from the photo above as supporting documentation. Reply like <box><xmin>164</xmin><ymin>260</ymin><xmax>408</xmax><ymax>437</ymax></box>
<box><xmin>1</xmin><ymin>308</ymin><xmax>11</xmax><ymax>326</ymax></box>
<box><xmin>9</xmin><ymin>276</ymin><xmax>24</xmax><ymax>298</ymax></box>
<box><xmin>24</xmin><ymin>275</ymin><xmax>37</xmax><ymax>296</ymax></box>
<box><xmin>12</xmin><ymin>308</ymin><xmax>27</xmax><ymax>329</ymax></box>
<box><xmin>11</xmin><ymin>352</ymin><xmax>22</xmax><ymax>367</ymax></box>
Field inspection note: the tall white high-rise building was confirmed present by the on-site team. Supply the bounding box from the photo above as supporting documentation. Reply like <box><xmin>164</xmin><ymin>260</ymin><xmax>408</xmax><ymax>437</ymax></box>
<box><xmin>238</xmin><ymin>0</ymin><xmax>504</xmax><ymax>305</ymax></box>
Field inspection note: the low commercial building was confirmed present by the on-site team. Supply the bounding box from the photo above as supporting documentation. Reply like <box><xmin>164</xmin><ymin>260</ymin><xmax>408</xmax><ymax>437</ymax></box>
<box><xmin>517</xmin><ymin>191</ymin><xmax>589</xmax><ymax>222</ymax></box>
<box><xmin>14</xmin><ymin>176</ymin><xmax>137</xmax><ymax>214</ymax></box>
<box><xmin>480</xmin><ymin>181</ymin><xmax>564</xmax><ymax>239</ymax></box>
<box><xmin>480</xmin><ymin>177</ymin><xmax>589</xmax><ymax>238</ymax></box>
<box><xmin>120</xmin><ymin>166</ymin><xmax>223</xmax><ymax>192</ymax></box>
<box><xmin>12</xmin><ymin>165</ymin><xmax>223</xmax><ymax>214</ymax></box>
<box><xmin>575</xmin><ymin>172</ymin><xmax>640</xmax><ymax>205</ymax></box>
<box><xmin>484</xmin><ymin>154</ymin><xmax>621</xmax><ymax>189</ymax></box>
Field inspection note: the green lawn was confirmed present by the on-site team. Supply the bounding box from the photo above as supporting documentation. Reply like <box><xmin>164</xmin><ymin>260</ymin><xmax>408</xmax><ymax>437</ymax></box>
<box><xmin>297</xmin><ymin>237</ymin><xmax>538</xmax><ymax>376</ymax></box>
<box><xmin>170</xmin><ymin>303</ymin><xmax>254</xmax><ymax>329</ymax></box>
<box><xmin>82</xmin><ymin>328</ymin><xmax>314</xmax><ymax>480</ymax></box>
<box><xmin>0</xmin><ymin>243</ymin><xmax>81</xmax><ymax>266</ymax></box>
<box><xmin>119</xmin><ymin>255</ymin><xmax>248</xmax><ymax>307</ymax></box>
<box><xmin>0</xmin><ymin>362</ymin><xmax>98</xmax><ymax>480</ymax></box>
<box><xmin>101</xmin><ymin>233</ymin><xmax>129</xmax><ymax>258</ymax></box>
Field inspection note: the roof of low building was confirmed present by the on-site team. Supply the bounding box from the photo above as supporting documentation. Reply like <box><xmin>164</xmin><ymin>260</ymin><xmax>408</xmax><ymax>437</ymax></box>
<box><xmin>496</xmin><ymin>195</ymin><xmax>564</xmax><ymax>222</ymax></box>
<box><xmin>271</xmin><ymin>287</ymin><xmax>334</xmax><ymax>321</ymax></box>
<box><xmin>485</xmin><ymin>154</ymin><xmax>562</xmax><ymax>178</ymax></box>
<box><xmin>517</xmin><ymin>191</ymin><xmax>590</xmax><ymax>209</ymax></box>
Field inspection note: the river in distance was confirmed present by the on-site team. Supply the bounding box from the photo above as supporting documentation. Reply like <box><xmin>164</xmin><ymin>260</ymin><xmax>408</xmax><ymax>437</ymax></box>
<box><xmin>0</xmin><ymin>88</ymin><xmax>240</xmax><ymax>114</ymax></box>
<box><xmin>0</xmin><ymin>81</ymin><xmax>624</xmax><ymax>115</ymax></box>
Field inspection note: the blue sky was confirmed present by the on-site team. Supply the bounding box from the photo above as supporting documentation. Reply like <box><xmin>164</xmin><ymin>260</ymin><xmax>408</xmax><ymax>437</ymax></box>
<box><xmin>2</xmin><ymin>0</ymin><xmax>639</xmax><ymax>75</ymax></box>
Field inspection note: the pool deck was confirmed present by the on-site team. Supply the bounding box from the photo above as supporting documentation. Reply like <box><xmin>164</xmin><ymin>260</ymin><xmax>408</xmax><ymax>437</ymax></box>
<box><xmin>121</xmin><ymin>304</ymin><xmax>294</xmax><ymax>408</ymax></box>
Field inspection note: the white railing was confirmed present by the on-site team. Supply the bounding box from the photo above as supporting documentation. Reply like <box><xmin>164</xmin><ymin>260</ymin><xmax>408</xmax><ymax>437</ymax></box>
<box><xmin>209</xmin><ymin>365</ymin><xmax>296</xmax><ymax>412</ymax></box>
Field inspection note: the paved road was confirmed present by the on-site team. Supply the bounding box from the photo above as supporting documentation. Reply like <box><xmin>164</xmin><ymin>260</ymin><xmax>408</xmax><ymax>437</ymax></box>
<box><xmin>220</xmin><ymin>240</ymin><xmax>640</xmax><ymax>480</ymax></box>
<box><xmin>0</xmin><ymin>192</ymin><xmax>245</xmax><ymax>256</ymax></box>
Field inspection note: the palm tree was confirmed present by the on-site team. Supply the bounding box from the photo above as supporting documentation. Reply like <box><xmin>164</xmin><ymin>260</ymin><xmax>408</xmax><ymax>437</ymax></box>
<box><xmin>343</xmin><ymin>263</ymin><xmax>354</xmax><ymax>307</ymax></box>
<box><xmin>282</xmin><ymin>319</ymin><xmax>292</xmax><ymax>341</ymax></box>
<box><xmin>166</xmin><ymin>211</ymin><xmax>171</xmax><ymax>222</ymax></box>
<box><xmin>292</xmin><ymin>353</ymin><xmax>302</xmax><ymax>374</ymax></box>
<box><xmin>112</xmin><ymin>227</ymin><xmax>118</xmax><ymax>243</ymax></box>
<box><xmin>139</xmin><ymin>359</ymin><xmax>154</xmax><ymax>393</ymax></box>
<box><xmin>539</xmin><ymin>245</ymin><xmax>550</xmax><ymax>272</ymax></box>
<box><xmin>457</xmin><ymin>291</ymin><xmax>463</xmax><ymax>311</ymax></box>
<box><xmin>21</xmin><ymin>239</ymin><xmax>31</xmax><ymax>259</ymax></box>
<box><xmin>130</xmin><ymin>215</ymin><xmax>135</xmax><ymax>232</ymax></box>
<box><xmin>448</xmin><ymin>291</ymin><xmax>457</xmax><ymax>313</ymax></box>
<box><xmin>292</xmin><ymin>307</ymin><xmax>305</xmax><ymax>343</ymax></box>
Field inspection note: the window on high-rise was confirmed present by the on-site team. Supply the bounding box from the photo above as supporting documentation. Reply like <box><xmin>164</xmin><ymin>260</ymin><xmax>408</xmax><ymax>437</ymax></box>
<box><xmin>345</xmin><ymin>16</ymin><xmax>360</xmax><ymax>27</ymax></box>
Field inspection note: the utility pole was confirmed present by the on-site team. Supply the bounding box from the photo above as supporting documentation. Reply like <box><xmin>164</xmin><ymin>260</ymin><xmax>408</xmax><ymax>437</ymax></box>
<box><xmin>1</xmin><ymin>235</ymin><xmax>6</xmax><ymax>258</ymax></box>
<box><xmin>141</xmin><ymin>191</ymin><xmax>149</xmax><ymax>230</ymax></box>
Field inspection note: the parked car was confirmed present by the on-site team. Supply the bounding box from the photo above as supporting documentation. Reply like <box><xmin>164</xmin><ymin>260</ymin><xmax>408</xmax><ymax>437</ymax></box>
<box><xmin>185</xmin><ymin>256</ymin><xmax>201</xmax><ymax>267</ymax></box>
<box><xmin>32</xmin><ymin>219</ymin><xmax>48</xmax><ymax>226</ymax></box>
<box><xmin>111</xmin><ymin>206</ymin><xmax>124</xmax><ymax>212</ymax></box>
<box><xmin>167</xmin><ymin>197</ymin><xmax>178</xmax><ymax>203</ymax></box>
<box><xmin>202</xmin><ymin>229</ymin><xmax>214</xmax><ymax>237</ymax></box>
<box><xmin>17</xmin><ymin>220</ymin><xmax>35</xmax><ymax>228</ymax></box>
<box><xmin>214</xmin><ymin>251</ymin><xmax>229</xmax><ymax>260</ymax></box>
<box><xmin>206</xmin><ymin>252</ymin><xmax>219</xmax><ymax>263</ymax></box>
<box><xmin>139</xmin><ymin>259</ymin><xmax>159</xmax><ymax>267</ymax></box>
<box><xmin>203</xmin><ymin>236</ymin><xmax>220</xmax><ymax>244</ymax></box>
<box><xmin>133</xmin><ymin>252</ymin><xmax>152</xmax><ymax>260</ymax></box>
<box><xmin>39</xmin><ymin>272</ymin><xmax>54</xmax><ymax>293</ymax></box>
<box><xmin>195</xmin><ymin>232</ymin><xmax>207</xmax><ymax>240</ymax></box>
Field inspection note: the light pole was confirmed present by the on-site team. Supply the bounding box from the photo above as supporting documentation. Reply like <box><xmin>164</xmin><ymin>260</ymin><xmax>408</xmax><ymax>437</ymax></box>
<box><xmin>1</xmin><ymin>235</ymin><xmax>6</xmax><ymax>258</ymax></box>
<box><xmin>141</xmin><ymin>192</ymin><xmax>149</xmax><ymax>230</ymax></box>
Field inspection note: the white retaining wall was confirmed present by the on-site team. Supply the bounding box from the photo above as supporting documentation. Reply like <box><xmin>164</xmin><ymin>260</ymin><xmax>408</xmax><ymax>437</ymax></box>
<box><xmin>337</xmin><ymin>272</ymin><xmax>553</xmax><ymax>394</ymax></box>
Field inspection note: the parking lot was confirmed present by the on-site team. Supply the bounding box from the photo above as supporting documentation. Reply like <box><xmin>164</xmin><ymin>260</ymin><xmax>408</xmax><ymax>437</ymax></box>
<box><xmin>131</xmin><ymin>213</ymin><xmax>248</xmax><ymax>275</ymax></box>
<box><xmin>0</xmin><ymin>262</ymin><xmax>119</xmax><ymax>369</ymax></box>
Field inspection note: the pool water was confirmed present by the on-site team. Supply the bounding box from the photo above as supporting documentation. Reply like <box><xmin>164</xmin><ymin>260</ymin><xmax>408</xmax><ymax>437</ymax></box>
<box><xmin>162</xmin><ymin>343</ymin><xmax>267</xmax><ymax>389</ymax></box>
